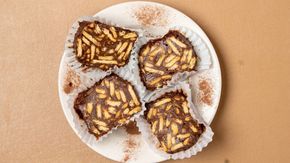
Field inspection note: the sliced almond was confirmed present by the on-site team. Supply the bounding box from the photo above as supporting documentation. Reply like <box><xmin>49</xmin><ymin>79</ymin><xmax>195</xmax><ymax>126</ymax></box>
<box><xmin>123</xmin><ymin>32</ymin><xmax>137</xmax><ymax>39</ymax></box>
<box><xmin>92</xmin><ymin>128</ymin><xmax>100</xmax><ymax>134</ymax></box>
<box><xmin>98</xmin><ymin>56</ymin><xmax>114</xmax><ymax>60</ymax></box>
<box><xmin>152</xmin><ymin>121</ymin><xmax>158</xmax><ymax>133</ymax></box>
<box><xmin>181</xmin><ymin>64</ymin><xmax>188</xmax><ymax>70</ymax></box>
<box><xmin>161</xmin><ymin>142</ymin><xmax>167</xmax><ymax>151</ymax></box>
<box><xmin>103</xmin><ymin>28</ymin><xmax>116</xmax><ymax>42</ymax></box>
<box><xmin>164</xmin><ymin>54</ymin><xmax>176</xmax><ymax>63</ymax></box>
<box><xmin>183</xmin><ymin>138</ymin><xmax>190</xmax><ymax>145</ymax></box>
<box><xmin>119</xmin><ymin>90</ymin><xmax>127</xmax><ymax>102</ymax></box>
<box><xmin>177</xmin><ymin>133</ymin><xmax>190</xmax><ymax>139</ymax></box>
<box><xmin>123</xmin><ymin>108</ymin><xmax>129</xmax><ymax>114</ymax></box>
<box><xmin>117</xmin><ymin>42</ymin><xmax>128</xmax><ymax>54</ymax></box>
<box><xmin>180</xmin><ymin>49</ymin><xmax>188</xmax><ymax>62</ymax></box>
<box><xmin>108</xmin><ymin>107</ymin><xmax>116</xmax><ymax>114</ymax></box>
<box><xmin>175</xmin><ymin>108</ymin><xmax>180</xmax><ymax>114</ymax></box>
<box><xmin>82</xmin><ymin>36</ymin><xmax>91</xmax><ymax>45</ymax></box>
<box><xmin>128</xmin><ymin>85</ymin><xmax>140</xmax><ymax>106</ymax></box>
<box><xmin>103</xmin><ymin>109</ymin><xmax>111</xmax><ymax>119</ymax></box>
<box><xmin>93</xmin><ymin>119</ymin><xmax>107</xmax><ymax>126</ymax></box>
<box><xmin>106</xmin><ymin>100</ymin><xmax>121</xmax><ymax>106</ymax></box>
<box><xmin>123</xmin><ymin>42</ymin><xmax>133</xmax><ymax>60</ymax></box>
<box><xmin>185</xmin><ymin>117</ymin><xmax>191</xmax><ymax>121</ymax></box>
<box><xmin>104</xmin><ymin>80</ymin><xmax>110</xmax><ymax>88</ymax></box>
<box><xmin>182</xmin><ymin>102</ymin><xmax>189</xmax><ymax>113</ymax></box>
<box><xmin>121</xmin><ymin>103</ymin><xmax>128</xmax><ymax>109</ymax></box>
<box><xmin>118</xmin><ymin>118</ymin><xmax>127</xmax><ymax>124</ymax></box>
<box><xmin>171</xmin><ymin>123</ymin><xmax>178</xmax><ymax>135</ymax></box>
<box><xmin>165</xmin><ymin>119</ymin><xmax>170</xmax><ymax>127</ymax></box>
<box><xmin>165</xmin><ymin>56</ymin><xmax>180</xmax><ymax>67</ymax></box>
<box><xmin>115</xmin><ymin>42</ymin><xmax>122</xmax><ymax>51</ymax></box>
<box><xmin>187</xmin><ymin>49</ymin><xmax>193</xmax><ymax>62</ymax></box>
<box><xmin>117</xmin><ymin>52</ymin><xmax>125</xmax><ymax>60</ymax></box>
<box><xmin>148</xmin><ymin>47</ymin><xmax>162</xmax><ymax>57</ymax></box>
<box><xmin>165</xmin><ymin>105</ymin><xmax>172</xmax><ymax>112</ymax></box>
<box><xmin>166</xmin><ymin>39</ymin><xmax>180</xmax><ymax>55</ymax></box>
<box><xmin>115</xmin><ymin>110</ymin><xmax>121</xmax><ymax>118</ymax></box>
<box><xmin>109</xmin><ymin>27</ymin><xmax>117</xmax><ymax>38</ymax></box>
<box><xmin>90</xmin><ymin>45</ymin><xmax>96</xmax><ymax>59</ymax></box>
<box><xmin>128</xmin><ymin>106</ymin><xmax>141</xmax><ymax>115</ymax></box>
<box><xmin>98</xmin><ymin>94</ymin><xmax>107</xmax><ymax>99</ymax></box>
<box><xmin>156</xmin><ymin>54</ymin><xmax>166</xmax><ymax>66</ymax></box>
<box><xmin>144</xmin><ymin>67</ymin><xmax>164</xmax><ymax>75</ymax></box>
<box><xmin>159</xmin><ymin>117</ymin><xmax>164</xmax><ymax>131</ymax></box>
<box><xmin>115</xmin><ymin>90</ymin><xmax>121</xmax><ymax>100</ymax></box>
<box><xmin>96</xmin><ymin>104</ymin><xmax>102</xmax><ymax>118</ymax></box>
<box><xmin>91</xmin><ymin>59</ymin><xmax>118</xmax><ymax>65</ymax></box>
<box><xmin>171</xmin><ymin>143</ymin><xmax>183</xmax><ymax>151</ymax></box>
<box><xmin>95</xmin><ymin>88</ymin><xmax>105</xmax><ymax>94</ymax></box>
<box><xmin>171</xmin><ymin>137</ymin><xmax>176</xmax><ymax>145</ymax></box>
<box><xmin>109</xmin><ymin>81</ymin><xmax>115</xmax><ymax>96</ymax></box>
<box><xmin>154</xmin><ymin>98</ymin><xmax>171</xmax><ymax>107</ymax></box>
<box><xmin>82</xmin><ymin>31</ymin><xmax>99</xmax><ymax>46</ymax></box>
<box><xmin>167</xmin><ymin>134</ymin><xmax>172</xmax><ymax>148</ymax></box>
<box><xmin>190</xmin><ymin>125</ymin><xmax>198</xmax><ymax>133</ymax></box>
<box><xmin>86</xmin><ymin>103</ymin><xmax>93</xmax><ymax>114</ymax></box>
<box><xmin>169</xmin><ymin>37</ymin><xmax>187</xmax><ymax>48</ymax></box>
<box><xmin>95</xmin><ymin>25</ymin><xmax>102</xmax><ymax>34</ymax></box>
<box><xmin>175</xmin><ymin>119</ymin><xmax>183</xmax><ymax>124</ymax></box>
<box><xmin>152</xmin><ymin>108</ymin><xmax>157</xmax><ymax>116</ymax></box>
<box><xmin>189</xmin><ymin>57</ymin><xmax>196</xmax><ymax>69</ymax></box>
<box><xmin>147</xmin><ymin>109</ymin><xmax>153</xmax><ymax>119</ymax></box>
<box><xmin>77</xmin><ymin>39</ymin><xmax>82</xmax><ymax>57</ymax></box>
<box><xmin>141</xmin><ymin>46</ymin><xmax>150</xmax><ymax>56</ymax></box>
<box><xmin>98</xmin><ymin>125</ymin><xmax>109</xmax><ymax>132</ymax></box>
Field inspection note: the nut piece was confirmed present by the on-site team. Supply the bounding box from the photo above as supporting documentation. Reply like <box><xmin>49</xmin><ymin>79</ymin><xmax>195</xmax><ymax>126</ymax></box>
<box><xmin>171</xmin><ymin>123</ymin><xmax>179</xmax><ymax>135</ymax></box>
<box><xmin>86</xmin><ymin>103</ymin><xmax>93</xmax><ymax>114</ymax></box>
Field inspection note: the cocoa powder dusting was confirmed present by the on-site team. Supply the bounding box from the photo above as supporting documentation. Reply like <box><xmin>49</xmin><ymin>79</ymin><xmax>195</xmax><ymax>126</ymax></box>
<box><xmin>63</xmin><ymin>67</ymin><xmax>80</xmax><ymax>94</ymax></box>
<box><xmin>198</xmin><ymin>79</ymin><xmax>213</xmax><ymax>106</ymax></box>
<box><xmin>124</xmin><ymin>121</ymin><xmax>140</xmax><ymax>135</ymax></box>
<box><xmin>122</xmin><ymin>137</ymin><xmax>139</xmax><ymax>162</ymax></box>
<box><xmin>132</xmin><ymin>5</ymin><xmax>168</xmax><ymax>27</ymax></box>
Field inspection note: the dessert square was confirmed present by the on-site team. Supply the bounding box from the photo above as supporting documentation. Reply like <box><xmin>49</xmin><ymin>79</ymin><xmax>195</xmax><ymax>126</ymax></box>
<box><xmin>73</xmin><ymin>21</ymin><xmax>138</xmax><ymax>70</ymax></box>
<box><xmin>145</xmin><ymin>91</ymin><xmax>205</xmax><ymax>154</ymax></box>
<box><xmin>74</xmin><ymin>74</ymin><xmax>141</xmax><ymax>139</ymax></box>
<box><xmin>138</xmin><ymin>30</ymin><xmax>197</xmax><ymax>90</ymax></box>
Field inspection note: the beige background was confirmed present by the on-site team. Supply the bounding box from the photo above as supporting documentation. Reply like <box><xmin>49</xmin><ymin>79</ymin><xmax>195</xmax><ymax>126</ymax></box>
<box><xmin>1</xmin><ymin>0</ymin><xmax>290</xmax><ymax>162</ymax></box>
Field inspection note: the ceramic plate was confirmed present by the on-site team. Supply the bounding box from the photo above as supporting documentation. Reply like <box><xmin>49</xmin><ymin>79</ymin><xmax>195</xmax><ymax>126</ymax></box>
<box><xmin>58</xmin><ymin>1</ymin><xmax>221</xmax><ymax>162</ymax></box>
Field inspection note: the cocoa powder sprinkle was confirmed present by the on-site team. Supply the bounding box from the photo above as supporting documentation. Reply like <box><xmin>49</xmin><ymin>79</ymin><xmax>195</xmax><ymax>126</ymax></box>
<box><xmin>122</xmin><ymin>137</ymin><xmax>139</xmax><ymax>162</ymax></box>
<box><xmin>198</xmin><ymin>79</ymin><xmax>213</xmax><ymax>106</ymax></box>
<box><xmin>132</xmin><ymin>5</ymin><xmax>168</xmax><ymax>27</ymax></box>
<box><xmin>63</xmin><ymin>67</ymin><xmax>80</xmax><ymax>94</ymax></box>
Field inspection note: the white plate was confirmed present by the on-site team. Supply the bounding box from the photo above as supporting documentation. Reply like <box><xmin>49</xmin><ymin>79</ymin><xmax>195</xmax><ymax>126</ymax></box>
<box><xmin>58</xmin><ymin>1</ymin><xmax>221</xmax><ymax>162</ymax></box>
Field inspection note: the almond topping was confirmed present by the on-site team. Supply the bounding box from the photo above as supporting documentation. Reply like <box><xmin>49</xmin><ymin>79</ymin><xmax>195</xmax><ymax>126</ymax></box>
<box><xmin>154</xmin><ymin>98</ymin><xmax>171</xmax><ymax>107</ymax></box>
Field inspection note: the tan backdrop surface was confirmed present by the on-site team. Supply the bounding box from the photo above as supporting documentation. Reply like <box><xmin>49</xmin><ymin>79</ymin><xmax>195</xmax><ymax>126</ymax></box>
<box><xmin>1</xmin><ymin>0</ymin><xmax>290</xmax><ymax>162</ymax></box>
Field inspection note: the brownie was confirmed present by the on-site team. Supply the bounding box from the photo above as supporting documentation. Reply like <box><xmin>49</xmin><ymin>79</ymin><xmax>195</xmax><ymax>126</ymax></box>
<box><xmin>138</xmin><ymin>30</ymin><xmax>197</xmax><ymax>90</ymax></box>
<box><xmin>74</xmin><ymin>74</ymin><xmax>141</xmax><ymax>139</ymax></box>
<box><xmin>73</xmin><ymin>21</ymin><xmax>138</xmax><ymax>71</ymax></box>
<box><xmin>144</xmin><ymin>90</ymin><xmax>205</xmax><ymax>154</ymax></box>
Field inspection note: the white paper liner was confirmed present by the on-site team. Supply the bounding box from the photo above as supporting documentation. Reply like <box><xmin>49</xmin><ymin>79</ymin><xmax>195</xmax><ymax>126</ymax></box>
<box><xmin>65</xmin><ymin>64</ymin><xmax>147</xmax><ymax>143</ymax></box>
<box><xmin>133</xmin><ymin>26</ymin><xmax>213</xmax><ymax>94</ymax></box>
<box><xmin>136</xmin><ymin>81</ymin><xmax>214</xmax><ymax>160</ymax></box>
<box><xmin>64</xmin><ymin>16</ymin><xmax>142</xmax><ymax>77</ymax></box>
